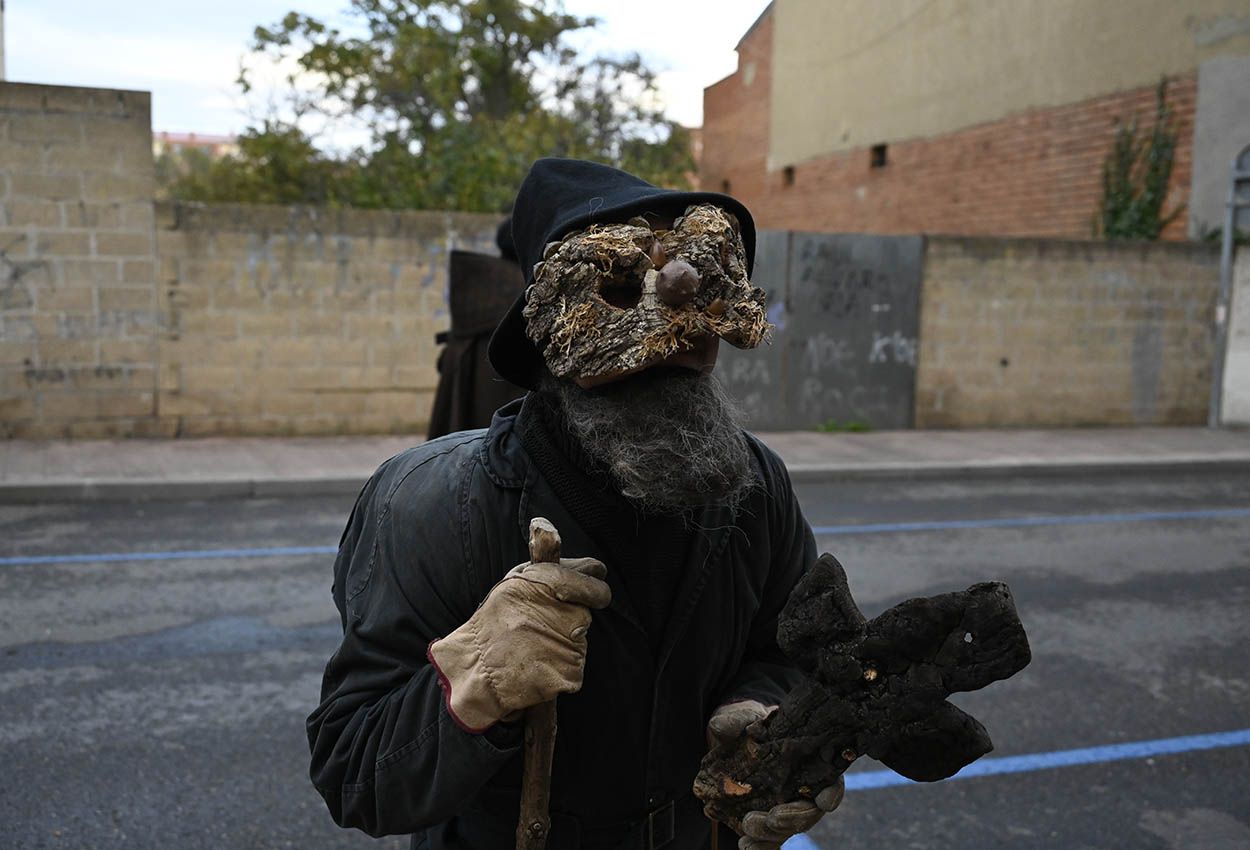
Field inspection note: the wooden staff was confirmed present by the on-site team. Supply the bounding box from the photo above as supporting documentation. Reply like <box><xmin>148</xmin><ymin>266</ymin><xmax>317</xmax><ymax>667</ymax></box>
<box><xmin>516</xmin><ymin>517</ymin><xmax>561</xmax><ymax>850</ymax></box>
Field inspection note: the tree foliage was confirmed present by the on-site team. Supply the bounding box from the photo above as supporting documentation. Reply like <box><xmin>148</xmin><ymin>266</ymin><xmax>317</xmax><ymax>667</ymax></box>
<box><xmin>1095</xmin><ymin>78</ymin><xmax>1184</xmax><ymax>240</ymax></box>
<box><xmin>161</xmin><ymin>0</ymin><xmax>694</xmax><ymax>211</ymax></box>
<box><xmin>157</xmin><ymin>123</ymin><xmax>350</xmax><ymax>205</ymax></box>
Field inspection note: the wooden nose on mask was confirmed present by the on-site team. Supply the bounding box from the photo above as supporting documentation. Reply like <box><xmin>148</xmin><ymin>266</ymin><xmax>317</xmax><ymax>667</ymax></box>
<box><xmin>655</xmin><ymin>259</ymin><xmax>701</xmax><ymax>307</ymax></box>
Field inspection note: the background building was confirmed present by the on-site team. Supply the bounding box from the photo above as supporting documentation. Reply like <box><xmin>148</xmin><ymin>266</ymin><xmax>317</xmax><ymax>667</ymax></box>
<box><xmin>702</xmin><ymin>0</ymin><xmax>1250</xmax><ymax>240</ymax></box>
<box><xmin>152</xmin><ymin>131</ymin><xmax>239</xmax><ymax>159</ymax></box>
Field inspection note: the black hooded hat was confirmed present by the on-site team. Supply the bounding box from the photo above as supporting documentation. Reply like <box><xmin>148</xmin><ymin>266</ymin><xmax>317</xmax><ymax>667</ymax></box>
<box><xmin>495</xmin><ymin>216</ymin><xmax>518</xmax><ymax>263</ymax></box>
<box><xmin>487</xmin><ymin>157</ymin><xmax>757</xmax><ymax>390</ymax></box>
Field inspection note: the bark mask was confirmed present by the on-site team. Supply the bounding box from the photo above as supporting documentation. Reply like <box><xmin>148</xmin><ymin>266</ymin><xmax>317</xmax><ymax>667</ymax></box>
<box><xmin>522</xmin><ymin>204</ymin><xmax>772</xmax><ymax>384</ymax></box>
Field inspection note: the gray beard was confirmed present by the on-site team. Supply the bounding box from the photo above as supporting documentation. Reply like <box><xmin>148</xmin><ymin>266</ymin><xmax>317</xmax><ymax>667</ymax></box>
<box><xmin>546</xmin><ymin>367</ymin><xmax>757</xmax><ymax>514</ymax></box>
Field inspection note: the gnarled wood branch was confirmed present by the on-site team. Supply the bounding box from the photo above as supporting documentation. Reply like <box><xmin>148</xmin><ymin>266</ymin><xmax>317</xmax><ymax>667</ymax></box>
<box><xmin>694</xmin><ymin>553</ymin><xmax>1032</xmax><ymax>832</ymax></box>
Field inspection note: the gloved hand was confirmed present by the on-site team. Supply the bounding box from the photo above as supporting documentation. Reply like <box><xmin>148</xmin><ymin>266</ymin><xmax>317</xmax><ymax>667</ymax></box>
<box><xmin>707</xmin><ymin>700</ymin><xmax>845</xmax><ymax>850</ymax></box>
<box><xmin>428</xmin><ymin>556</ymin><xmax>610</xmax><ymax>732</ymax></box>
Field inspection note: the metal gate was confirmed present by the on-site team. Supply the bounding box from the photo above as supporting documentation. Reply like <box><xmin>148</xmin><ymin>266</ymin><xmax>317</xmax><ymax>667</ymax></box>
<box><xmin>718</xmin><ymin>231</ymin><xmax>924</xmax><ymax>431</ymax></box>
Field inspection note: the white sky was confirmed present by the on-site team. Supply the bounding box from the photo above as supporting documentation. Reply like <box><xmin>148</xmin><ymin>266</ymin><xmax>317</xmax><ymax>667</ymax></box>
<box><xmin>6</xmin><ymin>0</ymin><xmax>770</xmax><ymax>135</ymax></box>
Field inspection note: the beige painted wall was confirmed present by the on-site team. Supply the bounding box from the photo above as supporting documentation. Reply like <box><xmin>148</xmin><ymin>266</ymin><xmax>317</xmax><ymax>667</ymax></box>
<box><xmin>770</xmin><ymin>0</ymin><xmax>1250</xmax><ymax>167</ymax></box>
<box><xmin>916</xmin><ymin>237</ymin><xmax>1220</xmax><ymax>427</ymax></box>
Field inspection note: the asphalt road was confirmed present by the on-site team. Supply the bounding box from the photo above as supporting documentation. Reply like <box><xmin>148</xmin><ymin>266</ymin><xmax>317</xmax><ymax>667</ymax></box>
<box><xmin>2</xmin><ymin>469</ymin><xmax>1248</xmax><ymax>850</ymax></box>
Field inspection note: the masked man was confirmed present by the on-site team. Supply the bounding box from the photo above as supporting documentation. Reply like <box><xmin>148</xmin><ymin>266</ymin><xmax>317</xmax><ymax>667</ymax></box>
<box><xmin>308</xmin><ymin>159</ymin><xmax>843</xmax><ymax>850</ymax></box>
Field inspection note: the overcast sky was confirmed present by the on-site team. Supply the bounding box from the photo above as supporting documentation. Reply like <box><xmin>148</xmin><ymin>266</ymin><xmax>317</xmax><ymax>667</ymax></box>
<box><xmin>6</xmin><ymin>0</ymin><xmax>769</xmax><ymax>135</ymax></box>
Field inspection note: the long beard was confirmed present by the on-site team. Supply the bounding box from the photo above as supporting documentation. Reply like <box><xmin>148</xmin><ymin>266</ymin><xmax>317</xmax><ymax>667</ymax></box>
<box><xmin>546</xmin><ymin>367</ymin><xmax>757</xmax><ymax>514</ymax></box>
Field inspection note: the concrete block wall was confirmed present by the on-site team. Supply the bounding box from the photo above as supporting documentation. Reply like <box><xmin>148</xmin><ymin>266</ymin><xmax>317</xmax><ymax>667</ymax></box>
<box><xmin>157</xmin><ymin>203</ymin><xmax>496</xmax><ymax>436</ymax></box>
<box><xmin>915</xmin><ymin>237</ymin><xmax>1220</xmax><ymax>427</ymax></box>
<box><xmin>0</xmin><ymin>82</ymin><xmax>160</xmax><ymax>438</ymax></box>
<box><xmin>0</xmin><ymin>81</ymin><xmax>498</xmax><ymax>439</ymax></box>
<box><xmin>0</xmin><ymin>80</ymin><xmax>1227</xmax><ymax>438</ymax></box>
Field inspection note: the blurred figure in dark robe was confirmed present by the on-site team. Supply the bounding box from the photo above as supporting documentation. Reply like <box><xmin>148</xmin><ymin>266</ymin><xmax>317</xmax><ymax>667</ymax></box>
<box><xmin>426</xmin><ymin>219</ymin><xmax>526</xmax><ymax>439</ymax></box>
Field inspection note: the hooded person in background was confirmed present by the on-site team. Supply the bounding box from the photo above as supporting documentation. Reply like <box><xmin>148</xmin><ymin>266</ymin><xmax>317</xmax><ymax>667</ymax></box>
<box><xmin>308</xmin><ymin>159</ymin><xmax>844</xmax><ymax>850</ymax></box>
<box><xmin>425</xmin><ymin>216</ymin><xmax>526</xmax><ymax>439</ymax></box>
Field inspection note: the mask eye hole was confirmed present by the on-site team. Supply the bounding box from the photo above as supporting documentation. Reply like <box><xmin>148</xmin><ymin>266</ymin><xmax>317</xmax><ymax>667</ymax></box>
<box><xmin>599</xmin><ymin>274</ymin><xmax>642</xmax><ymax>309</ymax></box>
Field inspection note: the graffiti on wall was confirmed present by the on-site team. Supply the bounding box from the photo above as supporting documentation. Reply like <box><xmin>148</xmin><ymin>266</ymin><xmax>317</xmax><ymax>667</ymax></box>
<box><xmin>718</xmin><ymin>231</ymin><xmax>923</xmax><ymax>431</ymax></box>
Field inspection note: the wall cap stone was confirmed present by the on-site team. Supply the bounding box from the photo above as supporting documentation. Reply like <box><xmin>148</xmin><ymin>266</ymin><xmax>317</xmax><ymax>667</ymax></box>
<box><xmin>924</xmin><ymin>234</ymin><xmax>1221</xmax><ymax>264</ymax></box>
<box><xmin>0</xmin><ymin>80</ymin><xmax>151</xmax><ymax>116</ymax></box>
<box><xmin>157</xmin><ymin>201</ymin><xmax>500</xmax><ymax>241</ymax></box>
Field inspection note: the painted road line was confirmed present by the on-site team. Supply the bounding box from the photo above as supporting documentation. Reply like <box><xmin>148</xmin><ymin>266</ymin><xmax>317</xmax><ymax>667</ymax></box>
<box><xmin>810</xmin><ymin>506</ymin><xmax>1250</xmax><ymax>536</ymax></box>
<box><xmin>779</xmin><ymin>729</ymin><xmax>1250</xmax><ymax>849</ymax></box>
<box><xmin>0</xmin><ymin>545</ymin><xmax>337</xmax><ymax>566</ymax></box>
<box><xmin>843</xmin><ymin>728</ymin><xmax>1250</xmax><ymax>790</ymax></box>
<box><xmin>6</xmin><ymin>506</ymin><xmax>1249</xmax><ymax>567</ymax></box>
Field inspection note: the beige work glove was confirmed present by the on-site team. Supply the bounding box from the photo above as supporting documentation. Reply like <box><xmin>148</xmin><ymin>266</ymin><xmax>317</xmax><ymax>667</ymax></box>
<box><xmin>707</xmin><ymin>700</ymin><xmax>845</xmax><ymax>850</ymax></box>
<box><xmin>428</xmin><ymin>557</ymin><xmax>610</xmax><ymax>733</ymax></box>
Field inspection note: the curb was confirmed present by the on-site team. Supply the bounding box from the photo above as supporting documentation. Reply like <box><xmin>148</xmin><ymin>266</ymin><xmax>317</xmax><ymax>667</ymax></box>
<box><xmin>4</xmin><ymin>455</ymin><xmax>1250</xmax><ymax>502</ymax></box>
<box><xmin>0</xmin><ymin>476</ymin><xmax>368</xmax><ymax>504</ymax></box>
<box><xmin>784</xmin><ymin>455</ymin><xmax>1250</xmax><ymax>483</ymax></box>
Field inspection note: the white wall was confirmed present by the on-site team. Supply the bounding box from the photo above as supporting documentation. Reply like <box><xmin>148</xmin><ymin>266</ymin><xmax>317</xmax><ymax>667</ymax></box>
<box><xmin>1190</xmin><ymin>56</ymin><xmax>1250</xmax><ymax>237</ymax></box>
<box><xmin>1222</xmin><ymin>247</ymin><xmax>1250</xmax><ymax>426</ymax></box>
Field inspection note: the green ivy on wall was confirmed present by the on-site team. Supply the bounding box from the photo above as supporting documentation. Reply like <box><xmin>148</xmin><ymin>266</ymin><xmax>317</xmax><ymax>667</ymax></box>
<box><xmin>1095</xmin><ymin>78</ymin><xmax>1185</xmax><ymax>241</ymax></box>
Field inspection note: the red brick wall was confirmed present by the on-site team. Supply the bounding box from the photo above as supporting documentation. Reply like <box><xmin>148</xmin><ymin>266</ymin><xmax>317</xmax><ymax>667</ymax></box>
<box><xmin>701</xmin><ymin>14</ymin><xmax>773</xmax><ymax>206</ymax></box>
<box><xmin>701</xmin><ymin>15</ymin><xmax>1196</xmax><ymax>241</ymax></box>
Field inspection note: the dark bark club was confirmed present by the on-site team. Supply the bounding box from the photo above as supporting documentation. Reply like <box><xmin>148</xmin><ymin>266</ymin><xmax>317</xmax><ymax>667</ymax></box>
<box><xmin>694</xmin><ymin>554</ymin><xmax>1032</xmax><ymax>832</ymax></box>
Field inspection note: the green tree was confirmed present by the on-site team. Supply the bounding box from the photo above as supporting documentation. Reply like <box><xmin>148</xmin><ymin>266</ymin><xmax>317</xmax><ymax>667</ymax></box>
<box><xmin>163</xmin><ymin>0</ymin><xmax>694</xmax><ymax>210</ymax></box>
<box><xmin>1095</xmin><ymin>78</ymin><xmax>1185</xmax><ymax>240</ymax></box>
<box><xmin>160</xmin><ymin>123</ymin><xmax>350</xmax><ymax>205</ymax></box>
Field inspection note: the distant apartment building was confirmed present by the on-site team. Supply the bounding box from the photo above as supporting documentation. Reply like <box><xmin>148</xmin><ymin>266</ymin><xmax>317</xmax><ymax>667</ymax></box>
<box><xmin>702</xmin><ymin>0</ymin><xmax>1250</xmax><ymax>240</ymax></box>
<box><xmin>153</xmin><ymin>131</ymin><xmax>238</xmax><ymax>158</ymax></box>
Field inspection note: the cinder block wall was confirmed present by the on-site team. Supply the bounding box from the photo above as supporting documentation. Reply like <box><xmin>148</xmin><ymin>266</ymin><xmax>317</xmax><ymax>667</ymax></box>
<box><xmin>157</xmin><ymin>203</ymin><xmax>496</xmax><ymax>436</ymax></box>
<box><xmin>0</xmin><ymin>81</ymin><xmax>498</xmax><ymax>439</ymax></box>
<box><xmin>915</xmin><ymin>237</ymin><xmax>1220</xmax><ymax>427</ymax></box>
<box><xmin>0</xmin><ymin>82</ymin><xmax>161</xmax><ymax>438</ymax></box>
<box><xmin>0</xmin><ymin>80</ymin><xmax>1225</xmax><ymax>438</ymax></box>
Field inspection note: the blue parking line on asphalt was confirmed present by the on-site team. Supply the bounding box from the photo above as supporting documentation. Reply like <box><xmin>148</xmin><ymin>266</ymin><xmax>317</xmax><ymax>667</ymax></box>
<box><xmin>845</xmin><ymin>728</ymin><xmax>1250</xmax><ymax>790</ymax></box>
<box><xmin>4</xmin><ymin>506</ymin><xmax>1249</xmax><ymax>566</ymax></box>
<box><xmin>810</xmin><ymin>506</ymin><xmax>1250</xmax><ymax>536</ymax></box>
<box><xmin>780</xmin><ymin>729</ymin><xmax>1250</xmax><ymax>849</ymax></box>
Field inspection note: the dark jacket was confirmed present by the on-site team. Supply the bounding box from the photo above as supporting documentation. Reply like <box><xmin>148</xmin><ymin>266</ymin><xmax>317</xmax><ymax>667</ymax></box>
<box><xmin>307</xmin><ymin>397</ymin><xmax>817</xmax><ymax>849</ymax></box>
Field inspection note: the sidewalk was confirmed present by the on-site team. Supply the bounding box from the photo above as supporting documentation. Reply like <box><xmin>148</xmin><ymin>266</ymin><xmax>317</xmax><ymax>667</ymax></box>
<box><xmin>2</xmin><ymin>426</ymin><xmax>1249</xmax><ymax>502</ymax></box>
